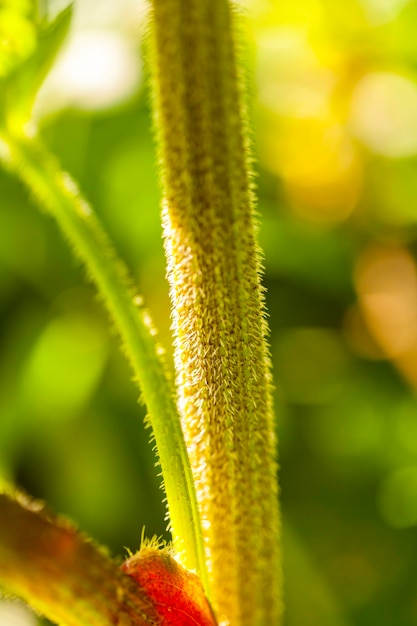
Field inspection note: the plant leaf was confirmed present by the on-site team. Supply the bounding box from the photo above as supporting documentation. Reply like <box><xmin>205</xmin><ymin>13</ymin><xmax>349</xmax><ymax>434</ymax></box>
<box><xmin>1</xmin><ymin>4</ymin><xmax>72</xmax><ymax>134</ymax></box>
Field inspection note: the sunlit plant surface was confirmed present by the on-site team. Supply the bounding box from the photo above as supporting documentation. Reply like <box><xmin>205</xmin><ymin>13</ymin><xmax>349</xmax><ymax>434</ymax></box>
<box><xmin>2</xmin><ymin>0</ymin><xmax>417</xmax><ymax>625</ymax></box>
<box><xmin>1</xmin><ymin>1</ymin><xmax>281</xmax><ymax>624</ymax></box>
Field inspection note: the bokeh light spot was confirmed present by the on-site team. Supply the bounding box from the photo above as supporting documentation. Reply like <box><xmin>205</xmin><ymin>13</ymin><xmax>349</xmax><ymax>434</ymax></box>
<box><xmin>355</xmin><ymin>246</ymin><xmax>417</xmax><ymax>358</ymax></box>
<box><xmin>0</xmin><ymin>599</ymin><xmax>37</xmax><ymax>626</ymax></box>
<box><xmin>257</xmin><ymin>26</ymin><xmax>334</xmax><ymax>119</ymax></box>
<box><xmin>264</xmin><ymin>117</ymin><xmax>362</xmax><ymax>223</ymax></box>
<box><xmin>36</xmin><ymin>30</ymin><xmax>141</xmax><ymax>115</ymax></box>
<box><xmin>359</xmin><ymin>0</ymin><xmax>411</xmax><ymax>25</ymax></box>
<box><xmin>22</xmin><ymin>312</ymin><xmax>108</xmax><ymax>421</ymax></box>
<box><xmin>350</xmin><ymin>72</ymin><xmax>417</xmax><ymax>158</ymax></box>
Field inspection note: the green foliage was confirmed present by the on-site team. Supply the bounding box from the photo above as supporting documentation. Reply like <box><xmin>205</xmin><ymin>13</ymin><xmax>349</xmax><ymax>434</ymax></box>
<box><xmin>0</xmin><ymin>0</ymin><xmax>207</xmax><ymax>606</ymax></box>
<box><xmin>0</xmin><ymin>0</ymin><xmax>37</xmax><ymax>78</ymax></box>
<box><xmin>1</xmin><ymin>5</ymin><xmax>72</xmax><ymax>133</ymax></box>
<box><xmin>2</xmin><ymin>1</ymin><xmax>417</xmax><ymax>625</ymax></box>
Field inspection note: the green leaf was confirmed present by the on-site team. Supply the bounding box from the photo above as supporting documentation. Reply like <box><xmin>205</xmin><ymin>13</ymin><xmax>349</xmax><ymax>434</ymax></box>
<box><xmin>1</xmin><ymin>4</ymin><xmax>72</xmax><ymax>134</ymax></box>
<box><xmin>0</xmin><ymin>1</ymin><xmax>37</xmax><ymax>78</ymax></box>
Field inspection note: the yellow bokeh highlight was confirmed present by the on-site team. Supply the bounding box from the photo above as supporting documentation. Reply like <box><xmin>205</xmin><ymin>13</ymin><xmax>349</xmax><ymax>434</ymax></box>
<box><xmin>355</xmin><ymin>245</ymin><xmax>417</xmax><ymax>388</ymax></box>
<box><xmin>350</xmin><ymin>71</ymin><xmax>417</xmax><ymax>158</ymax></box>
<box><xmin>0</xmin><ymin>599</ymin><xmax>37</xmax><ymax>626</ymax></box>
<box><xmin>0</xmin><ymin>4</ymin><xmax>36</xmax><ymax>77</ymax></box>
<box><xmin>265</xmin><ymin>117</ymin><xmax>362</xmax><ymax>222</ymax></box>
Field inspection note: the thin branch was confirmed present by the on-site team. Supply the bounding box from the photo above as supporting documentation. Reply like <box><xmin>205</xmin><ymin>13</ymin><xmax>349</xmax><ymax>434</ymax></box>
<box><xmin>0</xmin><ymin>132</ymin><xmax>207</xmax><ymax>586</ymax></box>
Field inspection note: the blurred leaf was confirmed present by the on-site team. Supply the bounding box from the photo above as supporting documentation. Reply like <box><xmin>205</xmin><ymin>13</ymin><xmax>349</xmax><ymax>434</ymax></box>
<box><xmin>0</xmin><ymin>0</ymin><xmax>37</xmax><ymax>78</ymax></box>
<box><xmin>1</xmin><ymin>5</ymin><xmax>72</xmax><ymax>133</ymax></box>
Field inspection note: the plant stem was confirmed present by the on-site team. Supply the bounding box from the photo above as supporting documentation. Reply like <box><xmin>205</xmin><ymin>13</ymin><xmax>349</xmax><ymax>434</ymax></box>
<box><xmin>0</xmin><ymin>133</ymin><xmax>207</xmax><ymax>589</ymax></box>
<box><xmin>149</xmin><ymin>1</ymin><xmax>282</xmax><ymax>625</ymax></box>
<box><xmin>0</xmin><ymin>493</ymin><xmax>159</xmax><ymax>626</ymax></box>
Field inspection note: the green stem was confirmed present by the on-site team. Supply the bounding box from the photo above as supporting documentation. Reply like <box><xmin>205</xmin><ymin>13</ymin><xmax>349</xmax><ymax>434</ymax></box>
<box><xmin>0</xmin><ymin>493</ymin><xmax>159</xmax><ymax>626</ymax></box>
<box><xmin>149</xmin><ymin>1</ymin><xmax>282</xmax><ymax>625</ymax></box>
<box><xmin>0</xmin><ymin>133</ymin><xmax>207</xmax><ymax>590</ymax></box>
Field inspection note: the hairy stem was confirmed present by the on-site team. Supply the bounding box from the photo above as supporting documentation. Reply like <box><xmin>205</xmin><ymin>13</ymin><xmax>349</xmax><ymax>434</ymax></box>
<box><xmin>0</xmin><ymin>493</ymin><xmax>159</xmax><ymax>626</ymax></box>
<box><xmin>149</xmin><ymin>1</ymin><xmax>282</xmax><ymax>625</ymax></box>
<box><xmin>0</xmin><ymin>133</ymin><xmax>207</xmax><ymax>588</ymax></box>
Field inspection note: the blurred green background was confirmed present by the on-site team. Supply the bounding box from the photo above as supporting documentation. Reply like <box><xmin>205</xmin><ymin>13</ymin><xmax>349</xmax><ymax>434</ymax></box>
<box><xmin>2</xmin><ymin>0</ymin><xmax>417</xmax><ymax>624</ymax></box>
